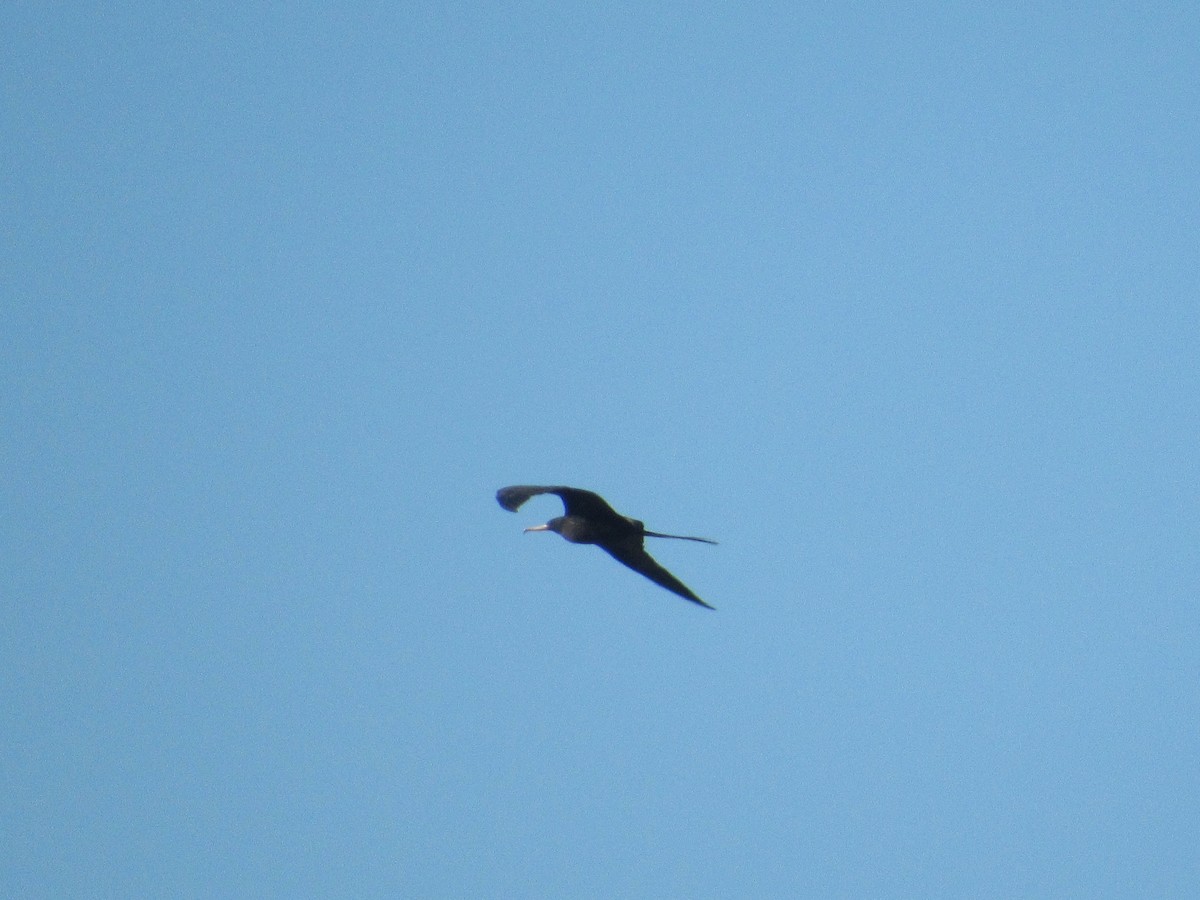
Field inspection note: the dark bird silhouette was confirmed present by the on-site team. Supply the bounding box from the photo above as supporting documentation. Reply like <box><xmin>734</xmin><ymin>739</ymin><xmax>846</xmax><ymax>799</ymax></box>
<box><xmin>496</xmin><ymin>485</ymin><xmax>716</xmax><ymax>609</ymax></box>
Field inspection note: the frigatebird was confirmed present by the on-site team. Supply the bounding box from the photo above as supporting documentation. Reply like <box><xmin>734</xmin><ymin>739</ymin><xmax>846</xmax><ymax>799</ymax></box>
<box><xmin>496</xmin><ymin>485</ymin><xmax>716</xmax><ymax>609</ymax></box>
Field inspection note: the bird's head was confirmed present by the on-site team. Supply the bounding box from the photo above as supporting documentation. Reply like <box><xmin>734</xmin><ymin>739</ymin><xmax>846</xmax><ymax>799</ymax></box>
<box><xmin>523</xmin><ymin>516</ymin><xmax>565</xmax><ymax>535</ymax></box>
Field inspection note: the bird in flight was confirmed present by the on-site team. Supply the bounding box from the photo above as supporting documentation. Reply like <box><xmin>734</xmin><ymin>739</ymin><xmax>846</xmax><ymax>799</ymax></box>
<box><xmin>496</xmin><ymin>485</ymin><xmax>716</xmax><ymax>609</ymax></box>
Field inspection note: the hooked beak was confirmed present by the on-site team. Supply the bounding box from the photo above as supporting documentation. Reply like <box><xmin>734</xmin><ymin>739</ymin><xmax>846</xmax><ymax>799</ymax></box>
<box><xmin>523</xmin><ymin>524</ymin><xmax>551</xmax><ymax>533</ymax></box>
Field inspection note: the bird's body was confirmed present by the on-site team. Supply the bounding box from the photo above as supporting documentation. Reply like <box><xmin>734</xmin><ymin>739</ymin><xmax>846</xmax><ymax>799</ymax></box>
<box><xmin>496</xmin><ymin>485</ymin><xmax>716</xmax><ymax>609</ymax></box>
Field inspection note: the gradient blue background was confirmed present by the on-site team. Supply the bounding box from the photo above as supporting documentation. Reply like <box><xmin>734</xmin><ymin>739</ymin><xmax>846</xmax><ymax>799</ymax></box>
<box><xmin>4</xmin><ymin>3</ymin><xmax>1198</xmax><ymax>896</ymax></box>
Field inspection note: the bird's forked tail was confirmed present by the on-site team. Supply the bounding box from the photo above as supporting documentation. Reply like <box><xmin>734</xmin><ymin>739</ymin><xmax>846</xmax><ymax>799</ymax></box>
<box><xmin>642</xmin><ymin>530</ymin><xmax>717</xmax><ymax>545</ymax></box>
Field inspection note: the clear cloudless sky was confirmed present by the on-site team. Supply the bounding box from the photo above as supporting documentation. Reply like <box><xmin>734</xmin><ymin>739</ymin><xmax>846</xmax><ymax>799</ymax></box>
<box><xmin>3</xmin><ymin>3</ymin><xmax>1198</xmax><ymax>897</ymax></box>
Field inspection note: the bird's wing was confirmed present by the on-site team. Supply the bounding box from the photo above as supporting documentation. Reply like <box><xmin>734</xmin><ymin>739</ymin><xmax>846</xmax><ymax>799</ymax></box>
<box><xmin>496</xmin><ymin>485</ymin><xmax>621</xmax><ymax>520</ymax></box>
<box><xmin>600</xmin><ymin>537</ymin><xmax>714</xmax><ymax>609</ymax></box>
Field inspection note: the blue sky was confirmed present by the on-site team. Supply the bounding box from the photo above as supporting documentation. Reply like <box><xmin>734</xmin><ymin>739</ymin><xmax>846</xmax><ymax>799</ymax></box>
<box><xmin>4</xmin><ymin>3</ymin><xmax>1198</xmax><ymax>896</ymax></box>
